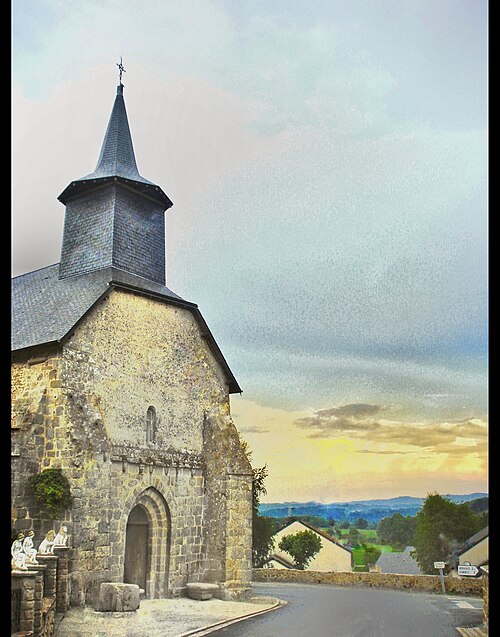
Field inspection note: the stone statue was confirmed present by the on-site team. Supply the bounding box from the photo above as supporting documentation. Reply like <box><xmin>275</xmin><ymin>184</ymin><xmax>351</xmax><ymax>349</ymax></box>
<box><xmin>38</xmin><ymin>529</ymin><xmax>56</xmax><ymax>554</ymax></box>
<box><xmin>53</xmin><ymin>525</ymin><xmax>68</xmax><ymax>547</ymax></box>
<box><xmin>11</xmin><ymin>533</ymin><xmax>28</xmax><ymax>570</ymax></box>
<box><xmin>22</xmin><ymin>530</ymin><xmax>39</xmax><ymax>564</ymax></box>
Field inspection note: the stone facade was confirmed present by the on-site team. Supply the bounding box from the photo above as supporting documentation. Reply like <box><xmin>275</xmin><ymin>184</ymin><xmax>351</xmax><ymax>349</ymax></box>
<box><xmin>11</xmin><ymin>288</ymin><xmax>253</xmax><ymax>607</ymax></box>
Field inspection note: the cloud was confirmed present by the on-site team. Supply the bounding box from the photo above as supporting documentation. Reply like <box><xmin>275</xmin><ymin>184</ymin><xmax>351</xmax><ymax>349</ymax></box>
<box><xmin>356</xmin><ymin>449</ymin><xmax>423</xmax><ymax>455</ymax></box>
<box><xmin>316</xmin><ymin>404</ymin><xmax>382</xmax><ymax>419</ymax></box>
<box><xmin>293</xmin><ymin>404</ymin><xmax>487</xmax><ymax>456</ymax></box>
<box><xmin>238</xmin><ymin>426</ymin><xmax>270</xmax><ymax>434</ymax></box>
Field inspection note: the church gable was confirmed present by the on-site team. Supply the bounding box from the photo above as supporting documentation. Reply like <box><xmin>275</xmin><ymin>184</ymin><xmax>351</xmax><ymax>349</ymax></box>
<box><xmin>62</xmin><ymin>287</ymin><xmax>230</xmax><ymax>452</ymax></box>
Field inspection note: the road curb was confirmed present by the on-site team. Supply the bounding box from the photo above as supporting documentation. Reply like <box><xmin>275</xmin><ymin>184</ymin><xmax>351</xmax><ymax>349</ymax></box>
<box><xmin>176</xmin><ymin>598</ymin><xmax>287</xmax><ymax>637</ymax></box>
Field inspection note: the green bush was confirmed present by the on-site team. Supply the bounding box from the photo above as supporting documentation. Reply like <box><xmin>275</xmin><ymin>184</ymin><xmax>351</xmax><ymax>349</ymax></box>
<box><xmin>29</xmin><ymin>468</ymin><xmax>73</xmax><ymax>519</ymax></box>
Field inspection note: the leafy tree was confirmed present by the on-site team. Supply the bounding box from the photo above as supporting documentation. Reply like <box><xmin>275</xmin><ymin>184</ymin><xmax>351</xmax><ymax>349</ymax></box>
<box><xmin>364</xmin><ymin>544</ymin><xmax>382</xmax><ymax>567</ymax></box>
<box><xmin>377</xmin><ymin>513</ymin><xmax>417</xmax><ymax>548</ymax></box>
<box><xmin>414</xmin><ymin>492</ymin><xmax>485</xmax><ymax>574</ymax></box>
<box><xmin>467</xmin><ymin>497</ymin><xmax>488</xmax><ymax>515</ymax></box>
<box><xmin>339</xmin><ymin>521</ymin><xmax>351</xmax><ymax>530</ymax></box>
<box><xmin>278</xmin><ymin>530</ymin><xmax>322</xmax><ymax>569</ymax></box>
<box><xmin>283</xmin><ymin>515</ymin><xmax>330</xmax><ymax>529</ymax></box>
<box><xmin>238</xmin><ymin>435</ymin><xmax>275</xmax><ymax>567</ymax></box>
<box><xmin>251</xmin><ymin>465</ymin><xmax>276</xmax><ymax>567</ymax></box>
<box><xmin>355</xmin><ymin>518</ymin><xmax>369</xmax><ymax>529</ymax></box>
<box><xmin>347</xmin><ymin>526</ymin><xmax>361</xmax><ymax>545</ymax></box>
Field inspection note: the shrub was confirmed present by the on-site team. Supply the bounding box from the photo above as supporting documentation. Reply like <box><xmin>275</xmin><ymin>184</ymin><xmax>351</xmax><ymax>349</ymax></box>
<box><xmin>29</xmin><ymin>468</ymin><xmax>73</xmax><ymax>519</ymax></box>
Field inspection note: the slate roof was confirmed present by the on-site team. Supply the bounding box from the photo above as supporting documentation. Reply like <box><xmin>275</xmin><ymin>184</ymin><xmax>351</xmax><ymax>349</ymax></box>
<box><xmin>375</xmin><ymin>547</ymin><xmax>422</xmax><ymax>575</ymax></box>
<box><xmin>58</xmin><ymin>84</ymin><xmax>172</xmax><ymax>209</ymax></box>
<box><xmin>11</xmin><ymin>264</ymin><xmax>241</xmax><ymax>394</ymax></box>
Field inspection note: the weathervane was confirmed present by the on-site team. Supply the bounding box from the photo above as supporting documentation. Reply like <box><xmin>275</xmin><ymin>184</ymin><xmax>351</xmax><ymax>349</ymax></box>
<box><xmin>117</xmin><ymin>56</ymin><xmax>126</xmax><ymax>85</ymax></box>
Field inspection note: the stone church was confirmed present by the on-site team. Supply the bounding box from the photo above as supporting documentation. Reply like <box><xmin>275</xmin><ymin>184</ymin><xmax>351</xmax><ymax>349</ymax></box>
<box><xmin>11</xmin><ymin>78</ymin><xmax>253</xmax><ymax>607</ymax></box>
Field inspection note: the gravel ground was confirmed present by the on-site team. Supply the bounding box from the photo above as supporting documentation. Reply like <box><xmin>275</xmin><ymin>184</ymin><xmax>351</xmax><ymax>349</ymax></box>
<box><xmin>53</xmin><ymin>595</ymin><xmax>280</xmax><ymax>637</ymax></box>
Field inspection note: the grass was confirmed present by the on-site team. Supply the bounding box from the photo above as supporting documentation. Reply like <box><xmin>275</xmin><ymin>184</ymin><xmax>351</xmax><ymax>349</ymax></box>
<box><xmin>317</xmin><ymin>525</ymin><xmax>409</xmax><ymax>572</ymax></box>
<box><xmin>321</xmin><ymin>527</ymin><xmax>401</xmax><ymax>556</ymax></box>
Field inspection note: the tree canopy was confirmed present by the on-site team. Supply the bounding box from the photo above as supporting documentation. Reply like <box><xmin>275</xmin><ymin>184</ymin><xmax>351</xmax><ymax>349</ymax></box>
<box><xmin>377</xmin><ymin>512</ymin><xmax>417</xmax><ymax>548</ymax></box>
<box><xmin>355</xmin><ymin>518</ymin><xmax>369</xmax><ymax>529</ymax></box>
<box><xmin>251</xmin><ymin>465</ymin><xmax>276</xmax><ymax>567</ymax></box>
<box><xmin>238</xmin><ymin>434</ymin><xmax>276</xmax><ymax>567</ymax></box>
<box><xmin>278</xmin><ymin>530</ymin><xmax>322</xmax><ymax>569</ymax></box>
<box><xmin>414</xmin><ymin>492</ymin><xmax>485</xmax><ymax>574</ymax></box>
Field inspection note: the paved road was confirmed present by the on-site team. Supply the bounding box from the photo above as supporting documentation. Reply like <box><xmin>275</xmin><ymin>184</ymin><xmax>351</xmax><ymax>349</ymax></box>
<box><xmin>212</xmin><ymin>582</ymin><xmax>483</xmax><ymax>637</ymax></box>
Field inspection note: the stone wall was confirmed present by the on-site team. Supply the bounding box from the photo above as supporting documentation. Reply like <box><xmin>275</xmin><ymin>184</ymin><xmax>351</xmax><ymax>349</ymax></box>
<box><xmin>481</xmin><ymin>566</ymin><xmax>488</xmax><ymax>628</ymax></box>
<box><xmin>253</xmin><ymin>568</ymin><xmax>484</xmax><ymax>595</ymax></box>
<box><xmin>11</xmin><ymin>345</ymin><xmax>72</xmax><ymax>540</ymax></box>
<box><xmin>199</xmin><ymin>412</ymin><xmax>253</xmax><ymax>600</ymax></box>
<box><xmin>11</xmin><ymin>552</ymin><xmax>66</xmax><ymax>637</ymax></box>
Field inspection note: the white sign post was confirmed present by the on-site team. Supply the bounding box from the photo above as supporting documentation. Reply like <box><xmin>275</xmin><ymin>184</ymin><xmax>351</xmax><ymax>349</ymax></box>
<box><xmin>457</xmin><ymin>565</ymin><xmax>479</xmax><ymax>577</ymax></box>
<box><xmin>434</xmin><ymin>562</ymin><xmax>446</xmax><ymax>593</ymax></box>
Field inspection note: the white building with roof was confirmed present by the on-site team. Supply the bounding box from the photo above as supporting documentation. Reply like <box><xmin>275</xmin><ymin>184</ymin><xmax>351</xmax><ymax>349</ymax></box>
<box><xmin>267</xmin><ymin>520</ymin><xmax>353</xmax><ymax>572</ymax></box>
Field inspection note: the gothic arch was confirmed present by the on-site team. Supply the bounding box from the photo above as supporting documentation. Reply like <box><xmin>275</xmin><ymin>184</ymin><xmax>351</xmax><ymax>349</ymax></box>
<box><xmin>123</xmin><ymin>486</ymin><xmax>171</xmax><ymax>598</ymax></box>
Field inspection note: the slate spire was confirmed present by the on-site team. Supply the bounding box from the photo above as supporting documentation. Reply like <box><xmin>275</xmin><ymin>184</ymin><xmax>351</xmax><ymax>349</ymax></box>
<box><xmin>58</xmin><ymin>83</ymin><xmax>172</xmax><ymax>208</ymax></box>
<box><xmin>58</xmin><ymin>76</ymin><xmax>172</xmax><ymax>284</ymax></box>
<box><xmin>88</xmin><ymin>83</ymin><xmax>144</xmax><ymax>183</ymax></box>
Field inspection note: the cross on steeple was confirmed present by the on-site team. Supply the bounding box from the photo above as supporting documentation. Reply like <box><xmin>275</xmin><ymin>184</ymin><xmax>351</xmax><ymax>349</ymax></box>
<box><xmin>117</xmin><ymin>56</ymin><xmax>126</xmax><ymax>85</ymax></box>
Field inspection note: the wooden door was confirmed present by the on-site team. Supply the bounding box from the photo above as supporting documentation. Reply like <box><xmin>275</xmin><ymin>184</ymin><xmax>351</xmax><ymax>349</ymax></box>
<box><xmin>124</xmin><ymin>505</ymin><xmax>149</xmax><ymax>591</ymax></box>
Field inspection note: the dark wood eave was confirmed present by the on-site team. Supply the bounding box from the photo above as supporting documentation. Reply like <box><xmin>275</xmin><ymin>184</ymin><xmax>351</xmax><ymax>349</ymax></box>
<box><xmin>57</xmin><ymin>175</ymin><xmax>173</xmax><ymax>209</ymax></box>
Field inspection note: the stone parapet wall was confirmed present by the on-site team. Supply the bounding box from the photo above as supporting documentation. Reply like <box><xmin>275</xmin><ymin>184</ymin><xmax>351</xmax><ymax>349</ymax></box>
<box><xmin>12</xmin><ymin>551</ymin><xmax>70</xmax><ymax>637</ymax></box>
<box><xmin>253</xmin><ymin>568</ymin><xmax>483</xmax><ymax>595</ymax></box>
<box><xmin>53</xmin><ymin>547</ymin><xmax>70</xmax><ymax>613</ymax></box>
<box><xmin>481</xmin><ymin>567</ymin><xmax>488</xmax><ymax>628</ymax></box>
<box><xmin>12</xmin><ymin>570</ymin><xmax>37</xmax><ymax>635</ymax></box>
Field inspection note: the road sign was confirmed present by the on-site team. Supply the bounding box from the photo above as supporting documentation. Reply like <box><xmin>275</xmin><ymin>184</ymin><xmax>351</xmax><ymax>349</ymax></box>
<box><xmin>434</xmin><ymin>561</ymin><xmax>446</xmax><ymax>569</ymax></box>
<box><xmin>457</xmin><ymin>565</ymin><xmax>479</xmax><ymax>577</ymax></box>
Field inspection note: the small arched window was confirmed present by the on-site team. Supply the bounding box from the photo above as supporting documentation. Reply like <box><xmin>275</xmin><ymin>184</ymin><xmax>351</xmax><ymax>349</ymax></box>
<box><xmin>146</xmin><ymin>406</ymin><xmax>157</xmax><ymax>444</ymax></box>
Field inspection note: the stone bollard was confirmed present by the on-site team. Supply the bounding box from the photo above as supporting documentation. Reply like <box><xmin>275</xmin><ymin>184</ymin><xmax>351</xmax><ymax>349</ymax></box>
<box><xmin>11</xmin><ymin>569</ymin><xmax>37</xmax><ymax>635</ymax></box>
<box><xmin>53</xmin><ymin>546</ymin><xmax>70</xmax><ymax>613</ymax></box>
<box><xmin>97</xmin><ymin>583</ymin><xmax>141</xmax><ymax>612</ymax></box>
<box><xmin>36</xmin><ymin>555</ymin><xmax>58</xmax><ymax>599</ymax></box>
<box><xmin>27</xmin><ymin>565</ymin><xmax>45</xmax><ymax>637</ymax></box>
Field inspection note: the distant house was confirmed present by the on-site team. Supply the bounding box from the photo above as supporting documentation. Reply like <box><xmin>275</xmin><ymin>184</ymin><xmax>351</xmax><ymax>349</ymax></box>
<box><xmin>375</xmin><ymin>546</ymin><xmax>422</xmax><ymax>575</ymax></box>
<box><xmin>457</xmin><ymin>526</ymin><xmax>488</xmax><ymax>569</ymax></box>
<box><xmin>266</xmin><ymin>520</ymin><xmax>353</xmax><ymax>572</ymax></box>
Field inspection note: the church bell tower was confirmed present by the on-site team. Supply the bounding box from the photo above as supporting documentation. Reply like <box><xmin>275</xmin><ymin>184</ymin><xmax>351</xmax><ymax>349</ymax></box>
<box><xmin>57</xmin><ymin>64</ymin><xmax>173</xmax><ymax>285</ymax></box>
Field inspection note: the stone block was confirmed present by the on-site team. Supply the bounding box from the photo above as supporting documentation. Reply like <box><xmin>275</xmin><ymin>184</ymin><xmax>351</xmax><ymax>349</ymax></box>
<box><xmin>186</xmin><ymin>583</ymin><xmax>219</xmax><ymax>600</ymax></box>
<box><xmin>97</xmin><ymin>583</ymin><xmax>140</xmax><ymax>612</ymax></box>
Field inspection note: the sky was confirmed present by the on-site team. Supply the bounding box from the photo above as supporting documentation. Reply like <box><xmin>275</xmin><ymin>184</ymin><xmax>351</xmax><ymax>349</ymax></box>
<box><xmin>12</xmin><ymin>0</ymin><xmax>488</xmax><ymax>503</ymax></box>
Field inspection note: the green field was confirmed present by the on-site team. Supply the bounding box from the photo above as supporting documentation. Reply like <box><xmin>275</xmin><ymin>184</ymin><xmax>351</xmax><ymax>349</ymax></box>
<box><xmin>320</xmin><ymin>527</ymin><xmax>401</xmax><ymax>571</ymax></box>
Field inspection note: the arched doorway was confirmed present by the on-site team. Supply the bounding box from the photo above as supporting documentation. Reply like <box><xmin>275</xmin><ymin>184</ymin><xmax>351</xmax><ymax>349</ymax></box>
<box><xmin>123</xmin><ymin>488</ymin><xmax>171</xmax><ymax>598</ymax></box>
<box><xmin>124</xmin><ymin>505</ymin><xmax>150</xmax><ymax>592</ymax></box>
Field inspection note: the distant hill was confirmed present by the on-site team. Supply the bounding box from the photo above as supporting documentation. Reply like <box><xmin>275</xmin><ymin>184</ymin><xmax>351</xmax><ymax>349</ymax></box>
<box><xmin>259</xmin><ymin>493</ymin><xmax>488</xmax><ymax>525</ymax></box>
